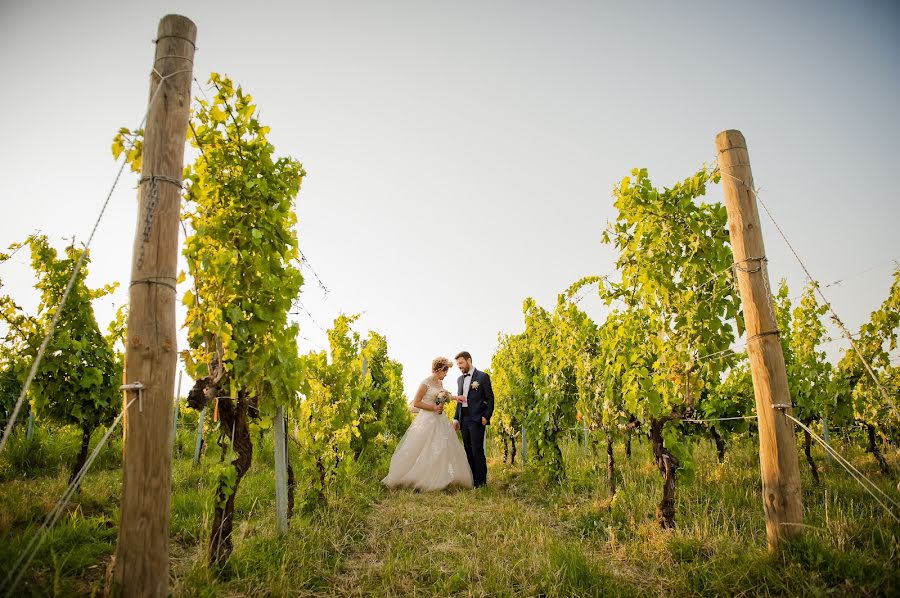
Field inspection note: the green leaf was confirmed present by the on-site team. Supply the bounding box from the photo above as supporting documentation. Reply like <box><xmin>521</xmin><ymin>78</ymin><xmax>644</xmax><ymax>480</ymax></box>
<box><xmin>210</xmin><ymin>105</ymin><xmax>228</xmax><ymax>123</ymax></box>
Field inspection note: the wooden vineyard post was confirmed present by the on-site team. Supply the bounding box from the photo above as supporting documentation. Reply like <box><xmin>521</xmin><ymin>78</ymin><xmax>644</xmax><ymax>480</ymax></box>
<box><xmin>821</xmin><ymin>416</ymin><xmax>832</xmax><ymax>464</ymax></box>
<box><xmin>193</xmin><ymin>407</ymin><xmax>206</xmax><ymax>466</ymax></box>
<box><xmin>172</xmin><ymin>370</ymin><xmax>182</xmax><ymax>450</ymax></box>
<box><xmin>274</xmin><ymin>406</ymin><xmax>288</xmax><ymax>536</ymax></box>
<box><xmin>110</xmin><ymin>15</ymin><xmax>196</xmax><ymax>597</ymax></box>
<box><xmin>26</xmin><ymin>409</ymin><xmax>34</xmax><ymax>441</ymax></box>
<box><xmin>716</xmin><ymin>129</ymin><xmax>803</xmax><ymax>550</ymax></box>
<box><xmin>521</xmin><ymin>425</ymin><xmax>527</xmax><ymax>465</ymax></box>
<box><xmin>361</xmin><ymin>339</ymin><xmax>368</xmax><ymax>381</ymax></box>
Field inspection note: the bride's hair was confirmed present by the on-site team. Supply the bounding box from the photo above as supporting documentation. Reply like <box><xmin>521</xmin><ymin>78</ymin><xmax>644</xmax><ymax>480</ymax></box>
<box><xmin>431</xmin><ymin>356</ymin><xmax>452</xmax><ymax>373</ymax></box>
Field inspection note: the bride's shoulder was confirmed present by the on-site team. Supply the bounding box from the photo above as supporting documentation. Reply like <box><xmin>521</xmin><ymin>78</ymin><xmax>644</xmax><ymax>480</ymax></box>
<box><xmin>421</xmin><ymin>376</ymin><xmax>436</xmax><ymax>386</ymax></box>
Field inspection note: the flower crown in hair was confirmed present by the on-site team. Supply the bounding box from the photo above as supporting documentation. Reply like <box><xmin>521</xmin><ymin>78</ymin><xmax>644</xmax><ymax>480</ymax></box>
<box><xmin>432</xmin><ymin>356</ymin><xmax>452</xmax><ymax>372</ymax></box>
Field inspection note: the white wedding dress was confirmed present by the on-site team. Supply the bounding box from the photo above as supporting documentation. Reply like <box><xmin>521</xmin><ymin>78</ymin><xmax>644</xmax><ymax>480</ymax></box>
<box><xmin>382</xmin><ymin>376</ymin><xmax>474</xmax><ymax>491</ymax></box>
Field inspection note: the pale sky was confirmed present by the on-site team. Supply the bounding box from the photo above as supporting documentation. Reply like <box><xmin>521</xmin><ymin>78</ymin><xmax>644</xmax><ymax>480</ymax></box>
<box><xmin>1</xmin><ymin>0</ymin><xmax>898</xmax><ymax>399</ymax></box>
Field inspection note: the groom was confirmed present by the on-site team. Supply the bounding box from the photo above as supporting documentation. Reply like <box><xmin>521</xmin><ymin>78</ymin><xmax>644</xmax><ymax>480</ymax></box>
<box><xmin>453</xmin><ymin>351</ymin><xmax>494</xmax><ymax>488</ymax></box>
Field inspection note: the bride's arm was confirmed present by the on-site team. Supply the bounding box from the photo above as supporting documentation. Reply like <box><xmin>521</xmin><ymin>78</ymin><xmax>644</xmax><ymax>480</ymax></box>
<box><xmin>411</xmin><ymin>384</ymin><xmax>438</xmax><ymax>412</ymax></box>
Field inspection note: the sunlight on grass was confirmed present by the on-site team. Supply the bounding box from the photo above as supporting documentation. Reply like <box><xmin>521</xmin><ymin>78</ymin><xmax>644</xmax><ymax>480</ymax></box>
<box><xmin>0</xmin><ymin>424</ymin><xmax>897</xmax><ymax>596</ymax></box>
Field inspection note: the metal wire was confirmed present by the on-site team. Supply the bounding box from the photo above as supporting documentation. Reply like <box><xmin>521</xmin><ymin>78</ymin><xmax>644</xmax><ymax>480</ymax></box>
<box><xmin>717</xmin><ymin>166</ymin><xmax>899</xmax><ymax>421</ymax></box>
<box><xmin>3</xmin><ymin>397</ymin><xmax>138</xmax><ymax>594</ymax></box>
<box><xmin>0</xmin><ymin>70</ymin><xmax>174</xmax><ymax>455</ymax></box>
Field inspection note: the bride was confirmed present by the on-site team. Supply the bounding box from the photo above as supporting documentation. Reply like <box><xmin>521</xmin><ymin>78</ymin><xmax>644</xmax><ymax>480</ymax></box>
<box><xmin>382</xmin><ymin>357</ymin><xmax>474</xmax><ymax>491</ymax></box>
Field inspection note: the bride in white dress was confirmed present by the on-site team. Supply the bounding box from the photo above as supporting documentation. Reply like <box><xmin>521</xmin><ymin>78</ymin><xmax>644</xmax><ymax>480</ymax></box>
<box><xmin>382</xmin><ymin>357</ymin><xmax>474</xmax><ymax>491</ymax></box>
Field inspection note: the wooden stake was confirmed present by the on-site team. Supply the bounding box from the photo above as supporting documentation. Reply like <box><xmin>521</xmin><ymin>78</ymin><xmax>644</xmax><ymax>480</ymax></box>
<box><xmin>361</xmin><ymin>339</ymin><xmax>368</xmax><ymax>382</ymax></box>
<box><xmin>26</xmin><ymin>409</ymin><xmax>34</xmax><ymax>441</ymax></box>
<box><xmin>274</xmin><ymin>406</ymin><xmax>288</xmax><ymax>536</ymax></box>
<box><xmin>521</xmin><ymin>425</ymin><xmax>527</xmax><ymax>465</ymax></box>
<box><xmin>821</xmin><ymin>416</ymin><xmax>832</xmax><ymax>464</ymax></box>
<box><xmin>193</xmin><ymin>407</ymin><xmax>206</xmax><ymax>466</ymax></box>
<box><xmin>716</xmin><ymin>129</ymin><xmax>803</xmax><ymax>549</ymax></box>
<box><xmin>110</xmin><ymin>15</ymin><xmax>196</xmax><ymax>597</ymax></box>
<box><xmin>173</xmin><ymin>370</ymin><xmax>182</xmax><ymax>445</ymax></box>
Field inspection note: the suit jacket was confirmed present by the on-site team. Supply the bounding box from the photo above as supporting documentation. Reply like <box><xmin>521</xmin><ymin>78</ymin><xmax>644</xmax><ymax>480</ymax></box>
<box><xmin>454</xmin><ymin>368</ymin><xmax>494</xmax><ymax>425</ymax></box>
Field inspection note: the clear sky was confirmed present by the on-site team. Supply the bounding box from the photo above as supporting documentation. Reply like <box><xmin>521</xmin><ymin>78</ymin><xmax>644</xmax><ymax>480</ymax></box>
<box><xmin>1</xmin><ymin>0</ymin><xmax>898</xmax><ymax>399</ymax></box>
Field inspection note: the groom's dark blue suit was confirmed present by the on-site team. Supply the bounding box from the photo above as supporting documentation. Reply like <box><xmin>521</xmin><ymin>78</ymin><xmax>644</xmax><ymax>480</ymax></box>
<box><xmin>454</xmin><ymin>368</ymin><xmax>494</xmax><ymax>487</ymax></box>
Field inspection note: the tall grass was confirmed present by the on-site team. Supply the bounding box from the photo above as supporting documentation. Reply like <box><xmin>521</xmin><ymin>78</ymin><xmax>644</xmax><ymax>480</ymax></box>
<box><xmin>1</xmin><ymin>423</ymin><xmax>897</xmax><ymax>596</ymax></box>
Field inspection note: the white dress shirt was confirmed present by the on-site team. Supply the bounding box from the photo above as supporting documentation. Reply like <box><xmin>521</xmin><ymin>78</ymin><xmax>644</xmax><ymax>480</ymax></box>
<box><xmin>462</xmin><ymin>367</ymin><xmax>475</xmax><ymax>406</ymax></box>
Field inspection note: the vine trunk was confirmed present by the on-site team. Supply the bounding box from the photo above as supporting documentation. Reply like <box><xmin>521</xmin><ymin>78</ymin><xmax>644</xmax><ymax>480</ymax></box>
<box><xmin>649</xmin><ymin>418</ymin><xmax>678</xmax><ymax>529</ymax></box>
<box><xmin>803</xmin><ymin>427</ymin><xmax>820</xmax><ymax>485</ymax></box>
<box><xmin>606</xmin><ymin>433</ymin><xmax>616</xmax><ymax>496</ymax></box>
<box><xmin>710</xmin><ymin>427</ymin><xmax>726</xmax><ymax>464</ymax></box>
<box><xmin>866</xmin><ymin>423</ymin><xmax>891</xmax><ymax>476</ymax></box>
<box><xmin>210</xmin><ymin>392</ymin><xmax>253</xmax><ymax>567</ymax></box>
<box><xmin>69</xmin><ymin>421</ymin><xmax>93</xmax><ymax>489</ymax></box>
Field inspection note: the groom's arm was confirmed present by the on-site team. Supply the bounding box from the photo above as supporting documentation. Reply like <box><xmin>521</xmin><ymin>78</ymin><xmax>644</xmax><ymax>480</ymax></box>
<box><xmin>483</xmin><ymin>373</ymin><xmax>494</xmax><ymax>424</ymax></box>
<box><xmin>453</xmin><ymin>376</ymin><xmax>463</xmax><ymax>426</ymax></box>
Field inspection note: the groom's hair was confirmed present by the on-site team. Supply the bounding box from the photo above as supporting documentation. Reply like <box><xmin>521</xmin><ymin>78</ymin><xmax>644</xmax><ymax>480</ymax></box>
<box><xmin>454</xmin><ymin>351</ymin><xmax>472</xmax><ymax>361</ymax></box>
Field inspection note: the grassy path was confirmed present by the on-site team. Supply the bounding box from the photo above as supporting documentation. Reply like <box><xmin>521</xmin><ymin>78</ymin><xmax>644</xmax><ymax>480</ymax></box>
<box><xmin>3</xmin><ymin>429</ymin><xmax>898</xmax><ymax>596</ymax></box>
<box><xmin>326</xmin><ymin>447</ymin><xmax>900</xmax><ymax>598</ymax></box>
<box><xmin>329</xmin><ymin>465</ymin><xmax>635</xmax><ymax>597</ymax></box>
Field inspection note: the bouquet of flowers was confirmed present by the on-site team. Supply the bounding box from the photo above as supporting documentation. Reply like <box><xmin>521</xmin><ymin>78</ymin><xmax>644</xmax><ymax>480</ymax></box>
<box><xmin>435</xmin><ymin>390</ymin><xmax>453</xmax><ymax>406</ymax></box>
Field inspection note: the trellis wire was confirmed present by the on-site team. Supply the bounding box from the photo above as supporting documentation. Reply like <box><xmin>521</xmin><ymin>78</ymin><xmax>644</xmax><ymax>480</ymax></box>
<box><xmin>717</xmin><ymin>165</ymin><xmax>899</xmax><ymax>421</ymax></box>
<box><xmin>191</xmin><ymin>76</ymin><xmax>333</xmax><ymax>318</ymax></box>
<box><xmin>682</xmin><ymin>415</ymin><xmax>758</xmax><ymax>423</ymax></box>
<box><xmin>565</xmin><ymin>412</ymin><xmax>898</xmax><ymax>525</ymax></box>
<box><xmin>788</xmin><ymin>255</ymin><xmax>900</xmax><ymax>303</ymax></box>
<box><xmin>0</xmin><ymin>66</ymin><xmax>187</xmax><ymax>455</ymax></box>
<box><xmin>0</xmin><ymin>242</ymin><xmax>30</xmax><ymax>268</ymax></box>
<box><xmin>298</xmin><ymin>249</ymin><xmax>330</xmax><ymax>298</ymax></box>
<box><xmin>3</xmin><ymin>397</ymin><xmax>138</xmax><ymax>594</ymax></box>
<box><xmin>290</xmin><ymin>300</ymin><xmax>327</xmax><ymax>334</ymax></box>
<box><xmin>783</xmin><ymin>412</ymin><xmax>900</xmax><ymax>524</ymax></box>
<box><xmin>821</xmin><ymin>256</ymin><xmax>900</xmax><ymax>290</ymax></box>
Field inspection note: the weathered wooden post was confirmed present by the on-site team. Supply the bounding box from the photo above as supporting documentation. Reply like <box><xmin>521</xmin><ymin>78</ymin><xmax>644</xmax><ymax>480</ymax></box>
<box><xmin>273</xmin><ymin>406</ymin><xmax>288</xmax><ymax>535</ymax></box>
<box><xmin>193</xmin><ymin>407</ymin><xmax>206</xmax><ymax>466</ymax></box>
<box><xmin>26</xmin><ymin>409</ymin><xmax>34</xmax><ymax>441</ymax></box>
<box><xmin>172</xmin><ymin>370</ymin><xmax>182</xmax><ymax>450</ymax></box>
<box><xmin>821</xmin><ymin>416</ymin><xmax>832</xmax><ymax>464</ymax></box>
<box><xmin>716</xmin><ymin>129</ymin><xmax>803</xmax><ymax>550</ymax></box>
<box><xmin>110</xmin><ymin>15</ymin><xmax>196</xmax><ymax>597</ymax></box>
<box><xmin>521</xmin><ymin>425</ymin><xmax>528</xmax><ymax>465</ymax></box>
<box><xmin>361</xmin><ymin>339</ymin><xmax>368</xmax><ymax>381</ymax></box>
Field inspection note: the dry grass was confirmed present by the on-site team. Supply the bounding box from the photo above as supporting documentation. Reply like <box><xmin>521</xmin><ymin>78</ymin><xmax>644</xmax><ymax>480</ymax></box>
<box><xmin>329</xmin><ymin>483</ymin><xmax>629</xmax><ymax>597</ymax></box>
<box><xmin>1</xmin><ymin>424</ymin><xmax>898</xmax><ymax>596</ymax></box>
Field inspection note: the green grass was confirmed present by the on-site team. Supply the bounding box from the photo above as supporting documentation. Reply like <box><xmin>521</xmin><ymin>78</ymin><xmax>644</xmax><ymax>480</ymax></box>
<box><xmin>0</xmin><ymin>423</ymin><xmax>124</xmax><ymax>483</ymax></box>
<box><xmin>328</xmin><ymin>483</ymin><xmax>629</xmax><ymax>596</ymax></box>
<box><xmin>0</xmin><ymin>424</ymin><xmax>898</xmax><ymax>596</ymax></box>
